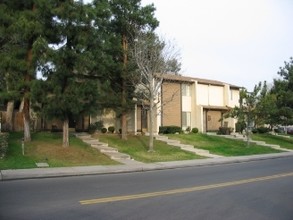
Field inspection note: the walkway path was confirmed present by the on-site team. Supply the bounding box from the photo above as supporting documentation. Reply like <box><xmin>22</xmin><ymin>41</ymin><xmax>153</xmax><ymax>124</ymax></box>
<box><xmin>154</xmin><ymin>135</ymin><xmax>223</xmax><ymax>158</ymax></box>
<box><xmin>75</xmin><ymin>133</ymin><xmax>145</xmax><ymax>166</ymax></box>
<box><xmin>207</xmin><ymin>132</ymin><xmax>293</xmax><ymax>152</ymax></box>
<box><xmin>76</xmin><ymin>133</ymin><xmax>224</xmax><ymax>166</ymax></box>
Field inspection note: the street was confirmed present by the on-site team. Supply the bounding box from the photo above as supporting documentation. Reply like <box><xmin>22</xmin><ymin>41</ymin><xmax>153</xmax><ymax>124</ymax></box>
<box><xmin>1</xmin><ymin>156</ymin><xmax>293</xmax><ymax>220</ymax></box>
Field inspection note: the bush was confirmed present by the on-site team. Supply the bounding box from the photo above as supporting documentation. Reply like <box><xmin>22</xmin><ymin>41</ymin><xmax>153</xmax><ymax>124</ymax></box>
<box><xmin>88</xmin><ymin>120</ymin><xmax>104</xmax><ymax>134</ymax></box>
<box><xmin>217</xmin><ymin>127</ymin><xmax>233</xmax><ymax>135</ymax></box>
<box><xmin>256</xmin><ymin>127</ymin><xmax>270</xmax><ymax>134</ymax></box>
<box><xmin>94</xmin><ymin>120</ymin><xmax>104</xmax><ymax>130</ymax></box>
<box><xmin>0</xmin><ymin>133</ymin><xmax>9</xmax><ymax>159</ymax></box>
<box><xmin>235</xmin><ymin>121</ymin><xmax>246</xmax><ymax>133</ymax></box>
<box><xmin>51</xmin><ymin>125</ymin><xmax>62</xmax><ymax>132</ymax></box>
<box><xmin>191</xmin><ymin>127</ymin><xmax>199</xmax><ymax>134</ymax></box>
<box><xmin>101</xmin><ymin>127</ymin><xmax>107</xmax><ymax>133</ymax></box>
<box><xmin>88</xmin><ymin>123</ymin><xmax>97</xmax><ymax>134</ymax></box>
<box><xmin>159</xmin><ymin>126</ymin><xmax>182</xmax><ymax>134</ymax></box>
<box><xmin>108</xmin><ymin>126</ymin><xmax>115</xmax><ymax>133</ymax></box>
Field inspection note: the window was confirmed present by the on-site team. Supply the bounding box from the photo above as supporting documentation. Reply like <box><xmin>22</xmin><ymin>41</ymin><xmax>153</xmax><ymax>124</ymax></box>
<box><xmin>182</xmin><ymin>84</ymin><xmax>190</xmax><ymax>96</ymax></box>
<box><xmin>182</xmin><ymin>112</ymin><xmax>191</xmax><ymax>128</ymax></box>
<box><xmin>230</xmin><ymin>90</ymin><xmax>233</xmax><ymax>100</ymax></box>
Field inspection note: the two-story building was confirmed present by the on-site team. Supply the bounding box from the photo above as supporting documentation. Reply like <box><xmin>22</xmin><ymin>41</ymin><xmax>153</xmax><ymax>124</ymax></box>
<box><xmin>92</xmin><ymin>73</ymin><xmax>240</xmax><ymax>134</ymax></box>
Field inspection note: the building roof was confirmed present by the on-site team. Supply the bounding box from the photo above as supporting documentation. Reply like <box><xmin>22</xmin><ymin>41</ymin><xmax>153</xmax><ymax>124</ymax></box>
<box><xmin>160</xmin><ymin>73</ymin><xmax>241</xmax><ymax>88</ymax></box>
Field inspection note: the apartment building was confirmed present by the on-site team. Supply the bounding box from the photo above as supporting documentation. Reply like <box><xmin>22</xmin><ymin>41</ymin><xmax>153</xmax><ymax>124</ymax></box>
<box><xmin>92</xmin><ymin>73</ymin><xmax>240</xmax><ymax>134</ymax></box>
<box><xmin>159</xmin><ymin>74</ymin><xmax>240</xmax><ymax>133</ymax></box>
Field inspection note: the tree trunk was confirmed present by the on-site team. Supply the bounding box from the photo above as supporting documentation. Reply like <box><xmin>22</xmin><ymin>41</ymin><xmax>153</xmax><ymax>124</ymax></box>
<box><xmin>121</xmin><ymin>112</ymin><xmax>127</xmax><ymax>140</ymax></box>
<box><xmin>22</xmin><ymin>4</ymin><xmax>35</xmax><ymax>142</ymax></box>
<box><xmin>5</xmin><ymin>101</ymin><xmax>14</xmax><ymax>131</ymax></box>
<box><xmin>148</xmin><ymin>101</ymin><xmax>154</xmax><ymax>152</ymax></box>
<box><xmin>63</xmin><ymin>118</ymin><xmax>69</xmax><ymax>147</ymax></box>
<box><xmin>121</xmin><ymin>34</ymin><xmax>128</xmax><ymax>140</ymax></box>
<box><xmin>23</xmin><ymin>97</ymin><xmax>31</xmax><ymax>141</ymax></box>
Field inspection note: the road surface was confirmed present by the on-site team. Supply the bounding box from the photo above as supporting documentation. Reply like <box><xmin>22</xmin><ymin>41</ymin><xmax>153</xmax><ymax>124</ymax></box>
<box><xmin>1</xmin><ymin>156</ymin><xmax>293</xmax><ymax>220</ymax></box>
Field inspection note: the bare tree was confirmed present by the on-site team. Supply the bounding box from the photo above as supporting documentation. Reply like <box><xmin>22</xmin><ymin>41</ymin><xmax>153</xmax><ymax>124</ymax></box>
<box><xmin>131</xmin><ymin>32</ymin><xmax>181</xmax><ymax>152</ymax></box>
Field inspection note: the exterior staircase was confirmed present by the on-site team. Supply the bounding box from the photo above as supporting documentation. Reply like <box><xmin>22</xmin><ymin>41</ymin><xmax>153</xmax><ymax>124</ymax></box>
<box><xmin>155</xmin><ymin>135</ymin><xmax>223</xmax><ymax>158</ymax></box>
<box><xmin>75</xmin><ymin>133</ymin><xmax>144</xmax><ymax>165</ymax></box>
<box><xmin>208</xmin><ymin>133</ymin><xmax>293</xmax><ymax>152</ymax></box>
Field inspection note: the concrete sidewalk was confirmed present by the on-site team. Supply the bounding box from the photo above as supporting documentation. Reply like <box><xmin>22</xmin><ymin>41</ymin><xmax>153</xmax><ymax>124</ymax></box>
<box><xmin>1</xmin><ymin>152</ymin><xmax>293</xmax><ymax>181</ymax></box>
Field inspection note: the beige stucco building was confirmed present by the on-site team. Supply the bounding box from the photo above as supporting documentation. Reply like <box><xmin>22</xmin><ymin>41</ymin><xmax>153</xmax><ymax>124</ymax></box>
<box><xmin>92</xmin><ymin>73</ymin><xmax>240</xmax><ymax>134</ymax></box>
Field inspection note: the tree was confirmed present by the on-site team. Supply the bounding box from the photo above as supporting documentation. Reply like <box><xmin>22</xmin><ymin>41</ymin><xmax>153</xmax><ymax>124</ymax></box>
<box><xmin>108</xmin><ymin>0</ymin><xmax>159</xmax><ymax>140</ymax></box>
<box><xmin>227</xmin><ymin>84</ymin><xmax>261</xmax><ymax>145</ymax></box>
<box><xmin>0</xmin><ymin>0</ymin><xmax>59</xmax><ymax>141</ymax></box>
<box><xmin>254</xmin><ymin>81</ymin><xmax>278</xmax><ymax>129</ymax></box>
<box><xmin>271</xmin><ymin>57</ymin><xmax>293</xmax><ymax>129</ymax></box>
<box><xmin>165</xmin><ymin>58</ymin><xmax>181</xmax><ymax>75</ymax></box>
<box><xmin>131</xmin><ymin>32</ymin><xmax>181</xmax><ymax>151</ymax></box>
<box><xmin>31</xmin><ymin>1</ymin><xmax>113</xmax><ymax>147</ymax></box>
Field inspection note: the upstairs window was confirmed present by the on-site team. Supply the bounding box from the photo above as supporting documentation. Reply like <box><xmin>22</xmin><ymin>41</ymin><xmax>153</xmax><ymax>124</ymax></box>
<box><xmin>182</xmin><ymin>84</ymin><xmax>190</xmax><ymax>96</ymax></box>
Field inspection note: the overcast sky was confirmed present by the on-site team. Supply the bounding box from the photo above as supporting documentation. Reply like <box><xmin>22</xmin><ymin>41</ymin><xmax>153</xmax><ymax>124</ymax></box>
<box><xmin>141</xmin><ymin>0</ymin><xmax>293</xmax><ymax>90</ymax></box>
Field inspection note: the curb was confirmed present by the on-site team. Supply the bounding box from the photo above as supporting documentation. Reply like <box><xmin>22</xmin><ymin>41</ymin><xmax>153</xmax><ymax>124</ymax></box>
<box><xmin>1</xmin><ymin>152</ymin><xmax>293</xmax><ymax>181</ymax></box>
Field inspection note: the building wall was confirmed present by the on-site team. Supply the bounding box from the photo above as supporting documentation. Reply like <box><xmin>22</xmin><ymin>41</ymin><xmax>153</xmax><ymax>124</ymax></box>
<box><xmin>196</xmin><ymin>83</ymin><xmax>224</xmax><ymax>106</ymax></box>
<box><xmin>161</xmin><ymin>81</ymin><xmax>181</xmax><ymax>126</ymax></box>
<box><xmin>229</xmin><ymin>88</ymin><xmax>240</xmax><ymax>107</ymax></box>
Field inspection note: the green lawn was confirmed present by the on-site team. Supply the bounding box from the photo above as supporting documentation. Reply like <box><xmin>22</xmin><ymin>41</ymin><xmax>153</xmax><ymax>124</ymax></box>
<box><xmin>166</xmin><ymin>133</ymin><xmax>283</xmax><ymax>156</ymax></box>
<box><xmin>98</xmin><ymin>134</ymin><xmax>203</xmax><ymax>163</ymax></box>
<box><xmin>0</xmin><ymin>132</ymin><xmax>118</xmax><ymax>170</ymax></box>
<box><xmin>1</xmin><ymin>132</ymin><xmax>288</xmax><ymax>170</ymax></box>
<box><xmin>252</xmin><ymin>134</ymin><xmax>293</xmax><ymax>150</ymax></box>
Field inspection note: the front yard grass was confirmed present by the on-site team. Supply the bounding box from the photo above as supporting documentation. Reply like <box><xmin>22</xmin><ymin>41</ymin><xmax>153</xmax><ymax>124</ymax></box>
<box><xmin>252</xmin><ymin>134</ymin><xmax>293</xmax><ymax>150</ymax></box>
<box><xmin>0</xmin><ymin>132</ymin><xmax>119</xmax><ymax>170</ymax></box>
<box><xmin>1</xmin><ymin>132</ymin><xmax>288</xmax><ymax>170</ymax></box>
<box><xmin>166</xmin><ymin>133</ymin><xmax>283</xmax><ymax>156</ymax></box>
<box><xmin>98</xmin><ymin>134</ymin><xmax>204</xmax><ymax>163</ymax></box>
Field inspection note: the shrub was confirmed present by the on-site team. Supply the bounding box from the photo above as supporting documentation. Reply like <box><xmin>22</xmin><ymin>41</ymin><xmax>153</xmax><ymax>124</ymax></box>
<box><xmin>108</xmin><ymin>126</ymin><xmax>115</xmax><ymax>133</ymax></box>
<box><xmin>88</xmin><ymin>123</ymin><xmax>97</xmax><ymax>134</ymax></box>
<box><xmin>88</xmin><ymin>120</ymin><xmax>104</xmax><ymax>134</ymax></box>
<box><xmin>235</xmin><ymin>121</ymin><xmax>246</xmax><ymax>133</ymax></box>
<box><xmin>217</xmin><ymin>127</ymin><xmax>233</xmax><ymax>135</ymax></box>
<box><xmin>94</xmin><ymin>120</ymin><xmax>104</xmax><ymax>130</ymax></box>
<box><xmin>101</xmin><ymin>127</ymin><xmax>107</xmax><ymax>133</ymax></box>
<box><xmin>186</xmin><ymin>127</ymin><xmax>191</xmax><ymax>132</ymax></box>
<box><xmin>0</xmin><ymin>133</ymin><xmax>9</xmax><ymax>159</ymax></box>
<box><xmin>51</xmin><ymin>125</ymin><xmax>62</xmax><ymax>132</ymax></box>
<box><xmin>191</xmin><ymin>127</ymin><xmax>199</xmax><ymax>134</ymax></box>
<box><xmin>251</xmin><ymin>127</ymin><xmax>270</xmax><ymax>134</ymax></box>
<box><xmin>159</xmin><ymin>126</ymin><xmax>182</xmax><ymax>134</ymax></box>
<box><xmin>159</xmin><ymin>126</ymin><xmax>167</xmax><ymax>134</ymax></box>
<box><xmin>257</xmin><ymin>127</ymin><xmax>270</xmax><ymax>134</ymax></box>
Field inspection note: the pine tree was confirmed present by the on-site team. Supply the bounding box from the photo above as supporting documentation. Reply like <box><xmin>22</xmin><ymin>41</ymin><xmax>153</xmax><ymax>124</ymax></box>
<box><xmin>0</xmin><ymin>0</ymin><xmax>58</xmax><ymax>140</ymax></box>
<box><xmin>31</xmin><ymin>0</ymin><xmax>113</xmax><ymax>147</ymax></box>
<box><xmin>108</xmin><ymin>0</ymin><xmax>159</xmax><ymax>139</ymax></box>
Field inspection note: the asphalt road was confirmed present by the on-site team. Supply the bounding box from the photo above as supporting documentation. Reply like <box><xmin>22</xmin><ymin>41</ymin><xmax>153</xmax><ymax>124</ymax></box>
<box><xmin>1</xmin><ymin>156</ymin><xmax>293</xmax><ymax>220</ymax></box>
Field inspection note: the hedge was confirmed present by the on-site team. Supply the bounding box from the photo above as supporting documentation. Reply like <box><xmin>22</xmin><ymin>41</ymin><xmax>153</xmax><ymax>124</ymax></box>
<box><xmin>159</xmin><ymin>126</ymin><xmax>182</xmax><ymax>134</ymax></box>
<box><xmin>217</xmin><ymin>127</ymin><xmax>233</xmax><ymax>135</ymax></box>
<box><xmin>252</xmin><ymin>127</ymin><xmax>270</xmax><ymax>134</ymax></box>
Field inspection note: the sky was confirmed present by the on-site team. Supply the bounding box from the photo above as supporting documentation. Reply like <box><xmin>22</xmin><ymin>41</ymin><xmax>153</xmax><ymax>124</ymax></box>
<box><xmin>141</xmin><ymin>0</ymin><xmax>293</xmax><ymax>91</ymax></box>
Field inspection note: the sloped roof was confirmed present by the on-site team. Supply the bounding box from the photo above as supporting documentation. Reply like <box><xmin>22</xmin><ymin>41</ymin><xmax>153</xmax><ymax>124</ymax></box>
<box><xmin>160</xmin><ymin>73</ymin><xmax>241</xmax><ymax>88</ymax></box>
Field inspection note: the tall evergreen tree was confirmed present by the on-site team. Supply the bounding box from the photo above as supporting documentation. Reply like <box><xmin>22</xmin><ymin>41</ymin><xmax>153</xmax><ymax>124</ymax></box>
<box><xmin>271</xmin><ymin>57</ymin><xmax>293</xmax><ymax>127</ymax></box>
<box><xmin>108</xmin><ymin>0</ymin><xmax>159</xmax><ymax>139</ymax></box>
<box><xmin>31</xmin><ymin>0</ymin><xmax>113</xmax><ymax>147</ymax></box>
<box><xmin>0</xmin><ymin>0</ymin><xmax>58</xmax><ymax>140</ymax></box>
